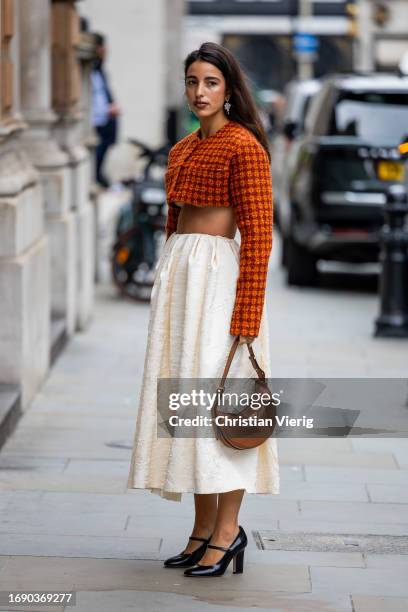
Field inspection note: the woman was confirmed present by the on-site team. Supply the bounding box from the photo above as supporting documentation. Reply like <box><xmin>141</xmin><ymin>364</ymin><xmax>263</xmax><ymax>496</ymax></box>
<box><xmin>127</xmin><ymin>41</ymin><xmax>280</xmax><ymax>577</ymax></box>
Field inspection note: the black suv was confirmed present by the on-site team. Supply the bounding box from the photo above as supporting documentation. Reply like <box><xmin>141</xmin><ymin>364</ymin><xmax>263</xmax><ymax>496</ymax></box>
<box><xmin>279</xmin><ymin>73</ymin><xmax>408</xmax><ymax>286</ymax></box>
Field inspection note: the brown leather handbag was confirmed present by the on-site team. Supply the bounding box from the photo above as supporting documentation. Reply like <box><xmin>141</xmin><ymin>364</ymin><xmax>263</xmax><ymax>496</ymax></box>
<box><xmin>210</xmin><ymin>336</ymin><xmax>277</xmax><ymax>450</ymax></box>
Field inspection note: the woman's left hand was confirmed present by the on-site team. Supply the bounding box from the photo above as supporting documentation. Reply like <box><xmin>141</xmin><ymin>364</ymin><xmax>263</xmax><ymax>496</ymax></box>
<box><xmin>238</xmin><ymin>335</ymin><xmax>256</xmax><ymax>345</ymax></box>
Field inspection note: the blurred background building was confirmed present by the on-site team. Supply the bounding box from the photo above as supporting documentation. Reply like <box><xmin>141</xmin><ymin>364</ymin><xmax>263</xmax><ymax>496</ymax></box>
<box><xmin>77</xmin><ymin>0</ymin><xmax>408</xmax><ymax>147</ymax></box>
<box><xmin>356</xmin><ymin>0</ymin><xmax>408</xmax><ymax>71</ymax></box>
<box><xmin>79</xmin><ymin>0</ymin><xmax>182</xmax><ymax>146</ymax></box>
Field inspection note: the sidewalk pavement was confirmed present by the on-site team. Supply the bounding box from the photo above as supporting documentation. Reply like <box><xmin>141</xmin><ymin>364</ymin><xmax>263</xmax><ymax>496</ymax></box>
<box><xmin>0</xmin><ymin>232</ymin><xmax>407</xmax><ymax>612</ymax></box>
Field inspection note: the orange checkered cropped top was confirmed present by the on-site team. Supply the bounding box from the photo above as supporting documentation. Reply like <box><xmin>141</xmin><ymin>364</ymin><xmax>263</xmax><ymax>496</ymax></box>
<box><xmin>164</xmin><ymin>120</ymin><xmax>273</xmax><ymax>338</ymax></box>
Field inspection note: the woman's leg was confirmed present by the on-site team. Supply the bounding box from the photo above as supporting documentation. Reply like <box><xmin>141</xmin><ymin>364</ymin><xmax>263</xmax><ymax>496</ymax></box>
<box><xmin>183</xmin><ymin>493</ymin><xmax>218</xmax><ymax>553</ymax></box>
<box><xmin>198</xmin><ymin>489</ymin><xmax>245</xmax><ymax>565</ymax></box>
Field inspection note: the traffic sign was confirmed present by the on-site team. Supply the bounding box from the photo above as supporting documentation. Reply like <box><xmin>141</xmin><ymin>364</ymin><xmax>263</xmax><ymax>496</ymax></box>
<box><xmin>293</xmin><ymin>33</ymin><xmax>319</xmax><ymax>54</ymax></box>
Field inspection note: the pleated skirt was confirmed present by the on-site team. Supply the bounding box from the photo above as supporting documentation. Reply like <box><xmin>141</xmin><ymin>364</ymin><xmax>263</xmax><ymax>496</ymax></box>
<box><xmin>126</xmin><ymin>231</ymin><xmax>280</xmax><ymax>502</ymax></box>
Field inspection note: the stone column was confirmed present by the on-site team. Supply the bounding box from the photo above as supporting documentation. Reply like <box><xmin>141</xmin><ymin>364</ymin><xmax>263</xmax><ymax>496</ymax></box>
<box><xmin>165</xmin><ymin>0</ymin><xmax>185</xmax><ymax>144</ymax></box>
<box><xmin>0</xmin><ymin>0</ymin><xmax>51</xmax><ymax>409</ymax></box>
<box><xmin>18</xmin><ymin>0</ymin><xmax>77</xmax><ymax>337</ymax></box>
<box><xmin>77</xmin><ymin>22</ymin><xmax>100</xmax><ymax>283</ymax></box>
<box><xmin>51</xmin><ymin>0</ymin><xmax>95</xmax><ymax>331</ymax></box>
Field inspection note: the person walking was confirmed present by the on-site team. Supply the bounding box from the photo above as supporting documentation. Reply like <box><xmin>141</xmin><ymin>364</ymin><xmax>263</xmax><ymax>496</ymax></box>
<box><xmin>91</xmin><ymin>32</ymin><xmax>120</xmax><ymax>188</ymax></box>
<box><xmin>127</xmin><ymin>41</ymin><xmax>280</xmax><ymax>578</ymax></box>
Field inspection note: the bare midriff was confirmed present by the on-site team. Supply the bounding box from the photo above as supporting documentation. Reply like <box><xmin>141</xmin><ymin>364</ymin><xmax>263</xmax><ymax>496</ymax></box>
<box><xmin>175</xmin><ymin>203</ymin><xmax>237</xmax><ymax>239</ymax></box>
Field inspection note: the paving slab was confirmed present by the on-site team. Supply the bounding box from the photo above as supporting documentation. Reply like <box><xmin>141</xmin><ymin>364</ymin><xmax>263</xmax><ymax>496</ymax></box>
<box><xmin>277</xmin><ymin>438</ymin><xmax>353</xmax><ymax>453</ymax></box>
<box><xmin>273</xmin><ymin>481</ymin><xmax>369</xmax><ymax>502</ymax></box>
<box><xmin>1</xmin><ymin>427</ymin><xmax>131</xmax><ymax>460</ymax></box>
<box><xmin>0</xmin><ymin>491</ymin><xmax>44</xmax><ymax>511</ymax></box>
<box><xmin>0</xmin><ymin>490</ymin><xmax>194</xmax><ymax>522</ymax></box>
<box><xmin>299</xmin><ymin>500</ymin><xmax>408</xmax><ymax>524</ymax></box>
<box><xmin>351</xmin><ymin>439</ymin><xmax>408</xmax><ymax>455</ymax></box>
<box><xmin>0</xmin><ymin>473</ymin><xmax>126</xmax><ymax>494</ymax></box>
<box><xmin>0</xmin><ymin>456</ymin><xmax>68</xmax><ymax>473</ymax></box>
<box><xmin>0</xmin><ymin>534</ymin><xmax>161</xmax><ymax>559</ymax></box>
<box><xmin>18</xmin><ymin>413</ymin><xmax>136</xmax><ymax>430</ymax></box>
<box><xmin>277</xmin><ymin>449</ymin><xmax>398</xmax><ymax>469</ymax></box>
<box><xmin>304</xmin><ymin>466</ymin><xmax>408</xmax><ymax>485</ymax></box>
<box><xmin>245</xmin><ymin>548</ymin><xmax>365</xmax><ymax>568</ymax></box>
<box><xmin>230</xmin><ymin>497</ymin><xmax>301</xmax><ymax>521</ymax></box>
<box><xmin>0</xmin><ymin>556</ymin><xmax>10</xmax><ymax>571</ymax></box>
<box><xmin>274</xmin><ymin>464</ymin><xmax>304</xmax><ymax>482</ymax></box>
<box><xmin>27</xmin><ymin>394</ymin><xmax>136</xmax><ymax>416</ymax></box>
<box><xmin>311</xmin><ymin>566</ymin><xmax>408</xmax><ymax>597</ymax></box>
<box><xmin>0</xmin><ymin>514</ymin><xmax>130</xmax><ymax>537</ymax></box>
<box><xmin>0</xmin><ymin>556</ymin><xmax>311</xmax><ymax>599</ymax></box>
<box><xmin>63</xmin><ymin>458</ymin><xmax>130</xmax><ymax>475</ymax></box>
<box><xmin>364</xmin><ymin>554</ymin><xmax>408</xmax><ymax>569</ymax></box>
<box><xmin>367</xmin><ymin>484</ymin><xmax>408</xmax><ymax>503</ymax></box>
<box><xmin>67</xmin><ymin>589</ymin><xmax>354</xmax><ymax>612</ymax></box>
<box><xmin>352</xmin><ymin>595</ymin><xmax>408</xmax><ymax>612</ymax></box>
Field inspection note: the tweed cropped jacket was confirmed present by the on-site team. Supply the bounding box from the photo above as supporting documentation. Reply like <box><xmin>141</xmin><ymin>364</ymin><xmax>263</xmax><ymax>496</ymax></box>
<box><xmin>164</xmin><ymin>120</ymin><xmax>273</xmax><ymax>338</ymax></box>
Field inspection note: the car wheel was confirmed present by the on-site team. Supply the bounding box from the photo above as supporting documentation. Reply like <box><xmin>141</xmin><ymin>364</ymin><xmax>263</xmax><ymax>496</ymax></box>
<box><xmin>287</xmin><ymin>236</ymin><xmax>318</xmax><ymax>286</ymax></box>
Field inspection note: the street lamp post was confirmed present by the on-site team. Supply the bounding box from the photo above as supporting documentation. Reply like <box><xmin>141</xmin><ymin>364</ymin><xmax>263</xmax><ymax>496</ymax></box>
<box><xmin>374</xmin><ymin>185</ymin><xmax>408</xmax><ymax>338</ymax></box>
<box><xmin>297</xmin><ymin>0</ymin><xmax>314</xmax><ymax>80</ymax></box>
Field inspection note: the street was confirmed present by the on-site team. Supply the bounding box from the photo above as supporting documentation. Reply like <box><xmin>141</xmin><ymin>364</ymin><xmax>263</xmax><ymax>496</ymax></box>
<box><xmin>2</xmin><ymin>1</ymin><xmax>408</xmax><ymax>610</ymax></box>
<box><xmin>0</xmin><ymin>230</ymin><xmax>407</xmax><ymax>611</ymax></box>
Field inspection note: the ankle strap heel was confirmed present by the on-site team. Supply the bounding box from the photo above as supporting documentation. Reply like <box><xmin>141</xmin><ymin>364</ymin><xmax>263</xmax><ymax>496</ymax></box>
<box><xmin>184</xmin><ymin>525</ymin><xmax>248</xmax><ymax>577</ymax></box>
<box><xmin>207</xmin><ymin>543</ymin><xmax>228</xmax><ymax>552</ymax></box>
<box><xmin>189</xmin><ymin>535</ymin><xmax>211</xmax><ymax>543</ymax></box>
<box><xmin>164</xmin><ymin>533</ymin><xmax>212</xmax><ymax>569</ymax></box>
<box><xmin>232</xmin><ymin>548</ymin><xmax>245</xmax><ymax>574</ymax></box>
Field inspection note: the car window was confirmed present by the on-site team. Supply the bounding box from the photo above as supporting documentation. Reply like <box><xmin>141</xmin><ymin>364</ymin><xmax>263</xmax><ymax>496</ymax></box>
<box><xmin>329</xmin><ymin>91</ymin><xmax>408</xmax><ymax>145</ymax></box>
<box><xmin>300</xmin><ymin>95</ymin><xmax>313</xmax><ymax>129</ymax></box>
<box><xmin>304</xmin><ymin>85</ymin><xmax>334</xmax><ymax>135</ymax></box>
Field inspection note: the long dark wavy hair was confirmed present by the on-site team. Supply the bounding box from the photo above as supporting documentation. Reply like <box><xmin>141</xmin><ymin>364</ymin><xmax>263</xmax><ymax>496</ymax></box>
<box><xmin>184</xmin><ymin>42</ymin><xmax>271</xmax><ymax>162</ymax></box>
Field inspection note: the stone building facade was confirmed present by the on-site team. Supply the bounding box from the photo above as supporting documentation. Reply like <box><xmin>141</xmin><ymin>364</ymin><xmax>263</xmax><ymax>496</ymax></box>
<box><xmin>0</xmin><ymin>0</ymin><xmax>97</xmax><ymax>418</ymax></box>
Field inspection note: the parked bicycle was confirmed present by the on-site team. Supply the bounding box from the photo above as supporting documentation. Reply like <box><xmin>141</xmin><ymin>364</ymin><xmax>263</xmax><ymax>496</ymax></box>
<box><xmin>111</xmin><ymin>138</ymin><xmax>170</xmax><ymax>301</ymax></box>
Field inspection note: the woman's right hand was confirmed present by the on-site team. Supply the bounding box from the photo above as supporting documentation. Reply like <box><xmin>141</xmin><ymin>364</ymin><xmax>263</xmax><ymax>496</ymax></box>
<box><xmin>238</xmin><ymin>335</ymin><xmax>255</xmax><ymax>345</ymax></box>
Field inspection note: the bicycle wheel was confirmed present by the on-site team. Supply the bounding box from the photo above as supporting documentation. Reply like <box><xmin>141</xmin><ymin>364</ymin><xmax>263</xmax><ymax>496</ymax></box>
<box><xmin>111</xmin><ymin>226</ymin><xmax>154</xmax><ymax>302</ymax></box>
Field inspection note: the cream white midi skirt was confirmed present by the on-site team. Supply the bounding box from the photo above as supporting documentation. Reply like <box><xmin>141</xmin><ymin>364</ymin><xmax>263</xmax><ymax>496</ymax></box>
<box><xmin>126</xmin><ymin>232</ymin><xmax>280</xmax><ymax>502</ymax></box>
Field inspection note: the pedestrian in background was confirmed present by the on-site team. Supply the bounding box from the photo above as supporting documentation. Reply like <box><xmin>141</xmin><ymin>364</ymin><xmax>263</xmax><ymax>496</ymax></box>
<box><xmin>91</xmin><ymin>32</ymin><xmax>121</xmax><ymax>188</ymax></box>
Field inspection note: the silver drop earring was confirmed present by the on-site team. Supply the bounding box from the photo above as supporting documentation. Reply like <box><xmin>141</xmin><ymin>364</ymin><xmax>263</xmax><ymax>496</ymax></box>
<box><xmin>224</xmin><ymin>99</ymin><xmax>231</xmax><ymax>115</ymax></box>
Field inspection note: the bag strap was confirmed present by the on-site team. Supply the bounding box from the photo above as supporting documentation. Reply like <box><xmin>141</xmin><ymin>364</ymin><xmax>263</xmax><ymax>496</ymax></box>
<box><xmin>218</xmin><ymin>336</ymin><xmax>266</xmax><ymax>390</ymax></box>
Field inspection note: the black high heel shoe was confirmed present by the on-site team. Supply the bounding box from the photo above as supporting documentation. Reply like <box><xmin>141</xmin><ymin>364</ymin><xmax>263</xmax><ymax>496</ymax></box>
<box><xmin>163</xmin><ymin>534</ymin><xmax>212</xmax><ymax>568</ymax></box>
<box><xmin>183</xmin><ymin>525</ymin><xmax>247</xmax><ymax>577</ymax></box>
